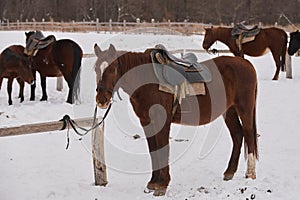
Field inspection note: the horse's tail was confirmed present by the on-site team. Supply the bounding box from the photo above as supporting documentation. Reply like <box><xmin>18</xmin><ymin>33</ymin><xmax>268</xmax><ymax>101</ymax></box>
<box><xmin>0</xmin><ymin>76</ymin><xmax>3</xmax><ymax>90</ymax></box>
<box><xmin>281</xmin><ymin>31</ymin><xmax>288</xmax><ymax>72</ymax></box>
<box><xmin>71</xmin><ymin>43</ymin><xmax>83</xmax><ymax>103</ymax></box>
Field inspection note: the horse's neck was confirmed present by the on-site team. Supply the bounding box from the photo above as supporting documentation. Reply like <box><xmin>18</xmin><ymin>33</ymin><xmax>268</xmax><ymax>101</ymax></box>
<box><xmin>117</xmin><ymin>52</ymin><xmax>154</xmax><ymax>95</ymax></box>
<box><xmin>119</xmin><ymin>52</ymin><xmax>151</xmax><ymax>75</ymax></box>
<box><xmin>215</xmin><ymin>28</ymin><xmax>232</xmax><ymax>45</ymax></box>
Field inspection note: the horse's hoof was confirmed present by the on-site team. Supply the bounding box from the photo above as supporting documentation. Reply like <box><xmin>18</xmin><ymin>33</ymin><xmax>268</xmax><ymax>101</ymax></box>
<box><xmin>144</xmin><ymin>188</ymin><xmax>154</xmax><ymax>194</ymax></box>
<box><xmin>153</xmin><ymin>188</ymin><xmax>167</xmax><ymax>196</ymax></box>
<box><xmin>223</xmin><ymin>174</ymin><xmax>234</xmax><ymax>181</ymax></box>
<box><xmin>245</xmin><ymin>173</ymin><xmax>256</xmax><ymax>179</ymax></box>
<box><xmin>40</xmin><ymin>97</ymin><xmax>47</xmax><ymax>101</ymax></box>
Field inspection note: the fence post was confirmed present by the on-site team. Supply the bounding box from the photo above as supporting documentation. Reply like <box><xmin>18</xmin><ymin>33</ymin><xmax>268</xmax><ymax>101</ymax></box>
<box><xmin>109</xmin><ymin>19</ymin><xmax>112</xmax><ymax>33</ymax></box>
<box><xmin>123</xmin><ymin>19</ymin><xmax>126</xmax><ymax>32</ymax></box>
<box><xmin>56</xmin><ymin>76</ymin><xmax>63</xmax><ymax>91</ymax></box>
<box><xmin>286</xmin><ymin>54</ymin><xmax>292</xmax><ymax>79</ymax></box>
<box><xmin>72</xmin><ymin>20</ymin><xmax>75</xmax><ymax>32</ymax></box>
<box><xmin>96</xmin><ymin>18</ymin><xmax>99</xmax><ymax>33</ymax></box>
<box><xmin>92</xmin><ymin>120</ymin><xmax>108</xmax><ymax>186</ymax></box>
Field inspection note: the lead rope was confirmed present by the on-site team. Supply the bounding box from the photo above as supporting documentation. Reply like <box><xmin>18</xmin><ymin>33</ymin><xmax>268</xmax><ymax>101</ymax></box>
<box><xmin>60</xmin><ymin>103</ymin><xmax>113</xmax><ymax>149</ymax></box>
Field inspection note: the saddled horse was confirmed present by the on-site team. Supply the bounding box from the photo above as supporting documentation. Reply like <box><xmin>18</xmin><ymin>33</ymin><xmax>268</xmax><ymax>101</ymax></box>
<box><xmin>95</xmin><ymin>44</ymin><xmax>258</xmax><ymax>196</ymax></box>
<box><xmin>288</xmin><ymin>30</ymin><xmax>300</xmax><ymax>56</ymax></box>
<box><xmin>25</xmin><ymin>31</ymin><xmax>83</xmax><ymax>104</ymax></box>
<box><xmin>202</xmin><ymin>26</ymin><xmax>287</xmax><ymax>80</ymax></box>
<box><xmin>0</xmin><ymin>45</ymin><xmax>34</xmax><ymax>105</ymax></box>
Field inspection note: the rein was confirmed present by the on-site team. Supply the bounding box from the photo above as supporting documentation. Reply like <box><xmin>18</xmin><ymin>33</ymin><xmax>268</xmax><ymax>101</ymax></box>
<box><xmin>60</xmin><ymin>103</ymin><xmax>112</xmax><ymax>149</ymax></box>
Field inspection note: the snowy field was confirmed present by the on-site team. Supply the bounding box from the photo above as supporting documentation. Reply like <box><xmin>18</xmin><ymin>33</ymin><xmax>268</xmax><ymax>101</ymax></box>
<box><xmin>0</xmin><ymin>30</ymin><xmax>300</xmax><ymax>200</ymax></box>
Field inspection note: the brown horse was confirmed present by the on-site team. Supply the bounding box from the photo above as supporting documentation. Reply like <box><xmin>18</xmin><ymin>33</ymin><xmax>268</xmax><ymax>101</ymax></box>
<box><xmin>0</xmin><ymin>45</ymin><xmax>34</xmax><ymax>105</ymax></box>
<box><xmin>95</xmin><ymin>44</ymin><xmax>258</xmax><ymax>196</ymax></box>
<box><xmin>202</xmin><ymin>26</ymin><xmax>287</xmax><ymax>80</ymax></box>
<box><xmin>25</xmin><ymin>31</ymin><xmax>83</xmax><ymax>104</ymax></box>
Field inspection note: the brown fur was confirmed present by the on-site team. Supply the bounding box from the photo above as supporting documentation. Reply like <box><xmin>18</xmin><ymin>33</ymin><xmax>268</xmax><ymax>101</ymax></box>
<box><xmin>202</xmin><ymin>27</ymin><xmax>287</xmax><ymax>80</ymax></box>
<box><xmin>95</xmin><ymin>46</ymin><xmax>258</xmax><ymax>196</ymax></box>
<box><xmin>25</xmin><ymin>31</ymin><xmax>83</xmax><ymax>104</ymax></box>
<box><xmin>0</xmin><ymin>45</ymin><xmax>34</xmax><ymax>105</ymax></box>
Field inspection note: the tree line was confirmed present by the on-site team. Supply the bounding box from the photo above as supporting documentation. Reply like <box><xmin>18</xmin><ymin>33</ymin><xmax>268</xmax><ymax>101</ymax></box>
<box><xmin>0</xmin><ymin>0</ymin><xmax>299</xmax><ymax>25</ymax></box>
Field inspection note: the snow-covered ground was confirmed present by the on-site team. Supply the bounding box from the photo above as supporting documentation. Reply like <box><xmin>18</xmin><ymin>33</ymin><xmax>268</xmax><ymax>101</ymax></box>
<box><xmin>0</xmin><ymin>30</ymin><xmax>300</xmax><ymax>200</ymax></box>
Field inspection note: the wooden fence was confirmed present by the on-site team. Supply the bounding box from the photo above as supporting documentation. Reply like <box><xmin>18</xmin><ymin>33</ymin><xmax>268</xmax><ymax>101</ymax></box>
<box><xmin>0</xmin><ymin>117</ymin><xmax>108</xmax><ymax>186</ymax></box>
<box><xmin>0</xmin><ymin>19</ymin><xmax>212</xmax><ymax>35</ymax></box>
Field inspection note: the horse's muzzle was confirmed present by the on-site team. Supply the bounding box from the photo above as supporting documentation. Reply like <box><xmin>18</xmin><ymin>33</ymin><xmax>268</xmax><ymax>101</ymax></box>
<box><xmin>96</xmin><ymin>95</ymin><xmax>110</xmax><ymax>109</ymax></box>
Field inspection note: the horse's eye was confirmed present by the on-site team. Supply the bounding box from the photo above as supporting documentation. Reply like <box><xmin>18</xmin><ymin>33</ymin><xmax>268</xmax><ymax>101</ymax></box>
<box><xmin>109</xmin><ymin>68</ymin><xmax>115</xmax><ymax>74</ymax></box>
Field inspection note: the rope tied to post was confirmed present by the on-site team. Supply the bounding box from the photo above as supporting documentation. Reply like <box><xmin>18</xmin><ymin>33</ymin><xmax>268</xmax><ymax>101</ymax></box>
<box><xmin>60</xmin><ymin>103</ymin><xmax>112</xmax><ymax>149</ymax></box>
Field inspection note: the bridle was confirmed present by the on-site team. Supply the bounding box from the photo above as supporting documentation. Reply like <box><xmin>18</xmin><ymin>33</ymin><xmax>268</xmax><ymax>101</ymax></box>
<box><xmin>62</xmin><ymin>56</ymin><xmax>123</xmax><ymax>149</ymax></box>
<box><xmin>97</xmin><ymin>55</ymin><xmax>122</xmax><ymax>101</ymax></box>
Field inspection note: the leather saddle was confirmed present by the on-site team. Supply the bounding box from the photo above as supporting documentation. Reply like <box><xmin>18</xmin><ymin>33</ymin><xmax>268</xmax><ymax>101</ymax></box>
<box><xmin>151</xmin><ymin>44</ymin><xmax>212</xmax><ymax>86</ymax></box>
<box><xmin>25</xmin><ymin>31</ymin><xmax>56</xmax><ymax>54</ymax></box>
<box><xmin>231</xmin><ymin>23</ymin><xmax>261</xmax><ymax>39</ymax></box>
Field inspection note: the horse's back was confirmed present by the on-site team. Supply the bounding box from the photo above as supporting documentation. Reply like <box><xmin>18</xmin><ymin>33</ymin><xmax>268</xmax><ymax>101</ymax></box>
<box><xmin>212</xmin><ymin>56</ymin><xmax>257</xmax><ymax>84</ymax></box>
<box><xmin>263</xmin><ymin>27</ymin><xmax>287</xmax><ymax>40</ymax></box>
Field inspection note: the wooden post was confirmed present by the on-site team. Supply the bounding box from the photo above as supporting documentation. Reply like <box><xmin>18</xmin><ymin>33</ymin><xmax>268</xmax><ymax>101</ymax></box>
<box><xmin>96</xmin><ymin>18</ymin><xmax>99</xmax><ymax>33</ymax></box>
<box><xmin>286</xmin><ymin>53</ymin><xmax>292</xmax><ymax>79</ymax></box>
<box><xmin>92</xmin><ymin>120</ymin><xmax>108</xmax><ymax>186</ymax></box>
<box><xmin>109</xmin><ymin>19</ymin><xmax>112</xmax><ymax>33</ymax></box>
<box><xmin>56</xmin><ymin>76</ymin><xmax>63</xmax><ymax>91</ymax></box>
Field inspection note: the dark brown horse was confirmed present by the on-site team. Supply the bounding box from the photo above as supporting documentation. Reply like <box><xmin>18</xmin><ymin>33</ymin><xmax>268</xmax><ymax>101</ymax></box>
<box><xmin>95</xmin><ymin>44</ymin><xmax>258</xmax><ymax>196</ymax></box>
<box><xmin>202</xmin><ymin>26</ymin><xmax>287</xmax><ymax>80</ymax></box>
<box><xmin>0</xmin><ymin>45</ymin><xmax>34</xmax><ymax>105</ymax></box>
<box><xmin>25</xmin><ymin>31</ymin><xmax>83</xmax><ymax>104</ymax></box>
<box><xmin>288</xmin><ymin>30</ymin><xmax>300</xmax><ymax>55</ymax></box>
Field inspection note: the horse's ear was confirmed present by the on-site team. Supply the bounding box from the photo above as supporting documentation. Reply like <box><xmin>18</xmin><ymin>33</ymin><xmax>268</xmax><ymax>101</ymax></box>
<box><xmin>25</xmin><ymin>32</ymin><xmax>29</xmax><ymax>37</ymax></box>
<box><xmin>297</xmin><ymin>30</ymin><xmax>299</xmax><ymax>33</ymax></box>
<box><xmin>108</xmin><ymin>44</ymin><xmax>117</xmax><ymax>56</ymax></box>
<box><xmin>94</xmin><ymin>43</ymin><xmax>102</xmax><ymax>57</ymax></box>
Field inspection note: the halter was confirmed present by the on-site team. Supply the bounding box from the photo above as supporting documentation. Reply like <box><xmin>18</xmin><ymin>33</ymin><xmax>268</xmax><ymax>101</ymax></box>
<box><xmin>97</xmin><ymin>55</ymin><xmax>122</xmax><ymax>100</ymax></box>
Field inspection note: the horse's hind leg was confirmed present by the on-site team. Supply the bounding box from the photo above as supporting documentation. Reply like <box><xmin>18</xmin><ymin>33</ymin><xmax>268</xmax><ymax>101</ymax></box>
<box><xmin>223</xmin><ymin>106</ymin><xmax>243</xmax><ymax>180</ymax></box>
<box><xmin>7</xmin><ymin>77</ymin><xmax>14</xmax><ymax>105</ymax></box>
<box><xmin>17</xmin><ymin>78</ymin><xmax>24</xmax><ymax>102</ymax></box>
<box><xmin>270</xmin><ymin>50</ymin><xmax>281</xmax><ymax>80</ymax></box>
<box><xmin>236</xmin><ymin>103</ymin><xmax>257</xmax><ymax>179</ymax></box>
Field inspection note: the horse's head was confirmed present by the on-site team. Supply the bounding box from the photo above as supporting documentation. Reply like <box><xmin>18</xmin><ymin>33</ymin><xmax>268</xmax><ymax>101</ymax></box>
<box><xmin>2</xmin><ymin>45</ymin><xmax>34</xmax><ymax>85</ymax></box>
<box><xmin>288</xmin><ymin>30</ymin><xmax>300</xmax><ymax>55</ymax></box>
<box><xmin>18</xmin><ymin>55</ymin><xmax>35</xmax><ymax>85</ymax></box>
<box><xmin>25</xmin><ymin>31</ymin><xmax>44</xmax><ymax>52</ymax></box>
<box><xmin>95</xmin><ymin>44</ymin><xmax>120</xmax><ymax>109</ymax></box>
<box><xmin>202</xmin><ymin>27</ymin><xmax>216</xmax><ymax>51</ymax></box>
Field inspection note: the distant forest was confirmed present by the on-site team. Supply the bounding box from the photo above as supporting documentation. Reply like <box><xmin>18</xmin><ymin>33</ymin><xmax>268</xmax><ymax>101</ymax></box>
<box><xmin>0</xmin><ymin>0</ymin><xmax>299</xmax><ymax>25</ymax></box>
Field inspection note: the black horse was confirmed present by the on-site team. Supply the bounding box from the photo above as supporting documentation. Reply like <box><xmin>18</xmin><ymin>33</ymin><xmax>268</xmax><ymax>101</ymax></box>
<box><xmin>288</xmin><ymin>30</ymin><xmax>300</xmax><ymax>56</ymax></box>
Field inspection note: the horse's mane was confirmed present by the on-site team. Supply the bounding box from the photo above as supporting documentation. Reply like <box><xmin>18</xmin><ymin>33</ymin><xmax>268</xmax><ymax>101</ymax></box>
<box><xmin>118</xmin><ymin>51</ymin><xmax>152</xmax><ymax>72</ymax></box>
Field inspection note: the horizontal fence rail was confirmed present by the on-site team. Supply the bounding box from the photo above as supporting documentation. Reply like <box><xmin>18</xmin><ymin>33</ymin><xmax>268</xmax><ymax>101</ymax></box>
<box><xmin>0</xmin><ymin>20</ymin><xmax>208</xmax><ymax>35</ymax></box>
<box><xmin>0</xmin><ymin>19</ymin><xmax>293</xmax><ymax>35</ymax></box>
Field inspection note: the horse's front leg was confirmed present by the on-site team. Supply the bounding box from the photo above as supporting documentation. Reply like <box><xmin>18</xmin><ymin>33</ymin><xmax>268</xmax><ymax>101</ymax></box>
<box><xmin>7</xmin><ymin>77</ymin><xmax>14</xmax><ymax>105</ymax></box>
<box><xmin>17</xmin><ymin>78</ymin><xmax>25</xmax><ymax>103</ymax></box>
<box><xmin>30</xmin><ymin>70</ymin><xmax>36</xmax><ymax>101</ymax></box>
<box><xmin>40</xmin><ymin>74</ymin><xmax>48</xmax><ymax>101</ymax></box>
<box><xmin>141</xmin><ymin>111</ymin><xmax>172</xmax><ymax>196</ymax></box>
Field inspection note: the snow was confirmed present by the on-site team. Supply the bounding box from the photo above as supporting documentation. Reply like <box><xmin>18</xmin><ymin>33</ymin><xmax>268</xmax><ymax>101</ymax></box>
<box><xmin>0</xmin><ymin>30</ymin><xmax>300</xmax><ymax>200</ymax></box>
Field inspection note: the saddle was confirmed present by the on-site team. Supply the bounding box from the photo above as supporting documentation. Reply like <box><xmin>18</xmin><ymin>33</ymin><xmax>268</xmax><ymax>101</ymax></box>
<box><xmin>151</xmin><ymin>44</ymin><xmax>211</xmax><ymax>85</ymax></box>
<box><xmin>231</xmin><ymin>23</ymin><xmax>261</xmax><ymax>39</ymax></box>
<box><xmin>231</xmin><ymin>23</ymin><xmax>261</xmax><ymax>54</ymax></box>
<box><xmin>150</xmin><ymin>44</ymin><xmax>212</xmax><ymax>105</ymax></box>
<box><xmin>25</xmin><ymin>31</ymin><xmax>56</xmax><ymax>56</ymax></box>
